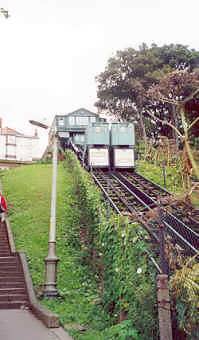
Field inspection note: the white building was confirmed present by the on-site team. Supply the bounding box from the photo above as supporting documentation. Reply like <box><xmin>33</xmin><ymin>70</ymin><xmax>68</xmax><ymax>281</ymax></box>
<box><xmin>0</xmin><ymin>118</ymin><xmax>41</xmax><ymax>162</ymax></box>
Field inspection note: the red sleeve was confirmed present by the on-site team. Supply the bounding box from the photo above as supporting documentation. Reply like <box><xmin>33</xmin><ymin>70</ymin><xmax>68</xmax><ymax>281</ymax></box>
<box><xmin>1</xmin><ymin>196</ymin><xmax>7</xmax><ymax>211</ymax></box>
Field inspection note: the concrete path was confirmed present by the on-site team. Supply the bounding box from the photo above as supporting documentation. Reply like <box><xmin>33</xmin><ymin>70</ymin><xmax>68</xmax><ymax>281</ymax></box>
<box><xmin>0</xmin><ymin>309</ymin><xmax>73</xmax><ymax>340</ymax></box>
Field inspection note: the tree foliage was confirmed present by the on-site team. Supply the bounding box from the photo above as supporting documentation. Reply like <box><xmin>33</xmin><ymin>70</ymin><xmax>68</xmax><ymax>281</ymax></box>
<box><xmin>95</xmin><ymin>44</ymin><xmax>199</xmax><ymax>139</ymax></box>
<box><xmin>147</xmin><ymin>69</ymin><xmax>199</xmax><ymax>137</ymax></box>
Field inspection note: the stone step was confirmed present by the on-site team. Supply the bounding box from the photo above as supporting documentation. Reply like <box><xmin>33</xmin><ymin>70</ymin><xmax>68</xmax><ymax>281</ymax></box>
<box><xmin>0</xmin><ymin>276</ymin><xmax>24</xmax><ymax>282</ymax></box>
<box><xmin>0</xmin><ymin>269</ymin><xmax>23</xmax><ymax>274</ymax></box>
<box><xmin>0</xmin><ymin>293</ymin><xmax>28</xmax><ymax>302</ymax></box>
<box><xmin>0</xmin><ymin>262</ymin><xmax>20</xmax><ymax>268</ymax></box>
<box><xmin>0</xmin><ymin>282</ymin><xmax>25</xmax><ymax>288</ymax></box>
<box><xmin>0</xmin><ymin>301</ymin><xmax>29</xmax><ymax>309</ymax></box>
<box><xmin>0</xmin><ymin>256</ymin><xmax>17</xmax><ymax>262</ymax></box>
<box><xmin>0</xmin><ymin>253</ymin><xmax>11</xmax><ymax>257</ymax></box>
<box><xmin>0</xmin><ymin>287</ymin><xmax>26</xmax><ymax>294</ymax></box>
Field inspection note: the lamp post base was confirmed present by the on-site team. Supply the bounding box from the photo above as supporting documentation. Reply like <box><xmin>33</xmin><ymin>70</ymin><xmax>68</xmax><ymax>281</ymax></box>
<box><xmin>43</xmin><ymin>253</ymin><xmax>59</xmax><ymax>298</ymax></box>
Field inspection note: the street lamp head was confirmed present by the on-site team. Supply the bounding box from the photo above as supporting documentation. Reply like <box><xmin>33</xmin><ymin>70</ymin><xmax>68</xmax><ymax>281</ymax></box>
<box><xmin>29</xmin><ymin>120</ymin><xmax>49</xmax><ymax>129</ymax></box>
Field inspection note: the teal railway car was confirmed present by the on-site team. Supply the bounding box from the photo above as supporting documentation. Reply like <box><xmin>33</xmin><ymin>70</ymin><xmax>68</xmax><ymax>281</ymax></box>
<box><xmin>111</xmin><ymin>123</ymin><xmax>135</xmax><ymax>169</ymax></box>
<box><xmin>85</xmin><ymin>123</ymin><xmax>110</xmax><ymax>168</ymax></box>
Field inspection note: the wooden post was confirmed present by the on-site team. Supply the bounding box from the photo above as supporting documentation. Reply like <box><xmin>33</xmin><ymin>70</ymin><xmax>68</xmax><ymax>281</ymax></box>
<box><xmin>157</xmin><ymin>274</ymin><xmax>173</xmax><ymax>340</ymax></box>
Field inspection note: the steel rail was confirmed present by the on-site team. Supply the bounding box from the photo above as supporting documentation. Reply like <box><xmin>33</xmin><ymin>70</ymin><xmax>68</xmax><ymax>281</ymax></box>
<box><xmin>163</xmin><ymin>220</ymin><xmax>198</xmax><ymax>254</ymax></box>
<box><xmin>127</xmin><ymin>171</ymin><xmax>199</xmax><ymax>232</ymax></box>
<box><xmin>110</xmin><ymin>173</ymin><xmax>155</xmax><ymax>210</ymax></box>
<box><xmin>132</xmin><ymin>171</ymin><xmax>170</xmax><ymax>194</ymax></box>
<box><xmin>121</xmin><ymin>173</ymin><xmax>166</xmax><ymax>198</ymax></box>
<box><xmin>91</xmin><ymin>171</ymin><xmax>121</xmax><ymax>214</ymax></box>
<box><xmin>93</xmin><ymin>171</ymin><xmax>145</xmax><ymax>212</ymax></box>
<box><xmin>71</xmin><ymin>148</ymin><xmax>198</xmax><ymax>255</ymax></box>
<box><xmin>113</xmin><ymin>171</ymin><xmax>199</xmax><ymax>254</ymax></box>
<box><xmin>115</xmin><ymin>172</ymin><xmax>167</xmax><ymax>205</ymax></box>
<box><xmin>92</xmin><ymin>170</ymin><xmax>159</xmax><ymax>242</ymax></box>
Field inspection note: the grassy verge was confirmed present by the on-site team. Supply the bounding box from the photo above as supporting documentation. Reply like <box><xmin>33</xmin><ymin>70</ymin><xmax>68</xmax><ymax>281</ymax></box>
<box><xmin>0</xmin><ymin>159</ymin><xmax>158</xmax><ymax>339</ymax></box>
<box><xmin>136</xmin><ymin>160</ymin><xmax>199</xmax><ymax>207</ymax></box>
<box><xmin>136</xmin><ymin>160</ymin><xmax>183</xmax><ymax>194</ymax></box>
<box><xmin>0</xmin><ymin>164</ymin><xmax>103</xmax><ymax>334</ymax></box>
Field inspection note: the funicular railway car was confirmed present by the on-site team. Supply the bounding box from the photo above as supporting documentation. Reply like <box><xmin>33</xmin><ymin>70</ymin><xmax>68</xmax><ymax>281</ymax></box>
<box><xmin>85</xmin><ymin>123</ymin><xmax>110</xmax><ymax>168</ymax></box>
<box><xmin>83</xmin><ymin>122</ymin><xmax>135</xmax><ymax>170</ymax></box>
<box><xmin>111</xmin><ymin>123</ymin><xmax>135</xmax><ymax>169</ymax></box>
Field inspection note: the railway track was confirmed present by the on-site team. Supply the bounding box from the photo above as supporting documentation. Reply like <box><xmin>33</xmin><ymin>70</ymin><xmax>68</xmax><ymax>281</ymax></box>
<box><xmin>92</xmin><ymin>169</ymin><xmax>199</xmax><ymax>256</ymax></box>
<box><xmin>120</xmin><ymin>170</ymin><xmax>199</xmax><ymax>235</ymax></box>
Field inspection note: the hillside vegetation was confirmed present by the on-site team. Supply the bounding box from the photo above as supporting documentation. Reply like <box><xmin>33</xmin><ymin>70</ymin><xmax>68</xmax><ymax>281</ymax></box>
<box><xmin>0</xmin><ymin>158</ymin><xmax>158</xmax><ymax>339</ymax></box>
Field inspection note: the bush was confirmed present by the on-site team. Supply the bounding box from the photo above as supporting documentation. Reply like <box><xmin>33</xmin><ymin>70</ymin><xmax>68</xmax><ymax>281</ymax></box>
<box><xmin>64</xmin><ymin>151</ymin><xmax>158</xmax><ymax>339</ymax></box>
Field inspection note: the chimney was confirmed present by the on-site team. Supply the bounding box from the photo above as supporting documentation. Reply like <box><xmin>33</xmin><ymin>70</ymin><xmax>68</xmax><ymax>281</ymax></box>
<box><xmin>0</xmin><ymin>118</ymin><xmax>2</xmax><ymax>129</ymax></box>
<box><xmin>34</xmin><ymin>128</ymin><xmax>38</xmax><ymax>137</ymax></box>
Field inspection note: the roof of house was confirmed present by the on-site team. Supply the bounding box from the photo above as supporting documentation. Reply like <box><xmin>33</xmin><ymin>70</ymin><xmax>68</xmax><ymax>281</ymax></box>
<box><xmin>57</xmin><ymin>108</ymin><xmax>99</xmax><ymax>118</ymax></box>
<box><xmin>0</xmin><ymin>127</ymin><xmax>24</xmax><ymax>136</ymax></box>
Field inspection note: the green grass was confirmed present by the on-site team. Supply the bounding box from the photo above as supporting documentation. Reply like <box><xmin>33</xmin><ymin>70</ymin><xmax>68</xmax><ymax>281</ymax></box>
<box><xmin>136</xmin><ymin>160</ymin><xmax>199</xmax><ymax>208</ymax></box>
<box><xmin>0</xmin><ymin>163</ymin><xmax>107</xmax><ymax>336</ymax></box>
<box><xmin>136</xmin><ymin>160</ymin><xmax>183</xmax><ymax>194</ymax></box>
<box><xmin>0</xmin><ymin>161</ymin><xmax>158</xmax><ymax>339</ymax></box>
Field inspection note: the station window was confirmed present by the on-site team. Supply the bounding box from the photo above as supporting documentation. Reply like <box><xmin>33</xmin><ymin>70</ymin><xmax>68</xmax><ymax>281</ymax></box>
<box><xmin>76</xmin><ymin>116</ymin><xmax>89</xmax><ymax>125</ymax></box>
<box><xmin>58</xmin><ymin>118</ymin><xmax>64</xmax><ymax>127</ymax></box>
<box><xmin>69</xmin><ymin>116</ymin><xmax>75</xmax><ymax>125</ymax></box>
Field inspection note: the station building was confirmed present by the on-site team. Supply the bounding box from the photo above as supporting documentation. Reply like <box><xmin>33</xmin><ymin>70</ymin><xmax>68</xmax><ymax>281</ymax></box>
<box><xmin>48</xmin><ymin>107</ymin><xmax>105</xmax><ymax>146</ymax></box>
<box><xmin>0</xmin><ymin>118</ymin><xmax>41</xmax><ymax>166</ymax></box>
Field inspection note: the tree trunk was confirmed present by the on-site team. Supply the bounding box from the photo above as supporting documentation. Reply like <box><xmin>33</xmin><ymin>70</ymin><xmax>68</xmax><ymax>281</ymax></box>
<box><xmin>139</xmin><ymin>111</ymin><xmax>147</xmax><ymax>158</ymax></box>
<box><xmin>171</xmin><ymin>105</ymin><xmax>179</xmax><ymax>151</ymax></box>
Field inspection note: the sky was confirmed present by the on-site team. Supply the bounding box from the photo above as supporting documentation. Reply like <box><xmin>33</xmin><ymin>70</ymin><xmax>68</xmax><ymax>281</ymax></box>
<box><xmin>0</xmin><ymin>0</ymin><xmax>198</xmax><ymax>152</ymax></box>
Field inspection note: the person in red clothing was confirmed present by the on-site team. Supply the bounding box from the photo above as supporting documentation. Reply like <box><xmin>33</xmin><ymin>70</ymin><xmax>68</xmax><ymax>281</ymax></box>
<box><xmin>0</xmin><ymin>192</ymin><xmax>7</xmax><ymax>223</ymax></box>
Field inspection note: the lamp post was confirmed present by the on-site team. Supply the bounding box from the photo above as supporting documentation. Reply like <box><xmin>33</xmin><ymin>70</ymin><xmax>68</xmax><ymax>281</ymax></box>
<box><xmin>29</xmin><ymin>120</ymin><xmax>59</xmax><ymax>297</ymax></box>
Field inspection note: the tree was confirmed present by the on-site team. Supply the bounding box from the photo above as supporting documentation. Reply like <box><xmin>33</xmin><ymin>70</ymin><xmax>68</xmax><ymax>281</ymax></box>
<box><xmin>147</xmin><ymin>69</ymin><xmax>199</xmax><ymax>187</ymax></box>
<box><xmin>95</xmin><ymin>44</ymin><xmax>199</xmax><ymax>142</ymax></box>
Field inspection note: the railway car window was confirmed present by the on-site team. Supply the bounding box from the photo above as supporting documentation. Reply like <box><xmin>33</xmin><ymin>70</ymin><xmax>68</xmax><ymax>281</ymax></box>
<box><xmin>76</xmin><ymin>116</ymin><xmax>89</xmax><ymax>125</ymax></box>
<box><xmin>58</xmin><ymin>118</ymin><xmax>64</xmax><ymax>126</ymax></box>
<box><xmin>69</xmin><ymin>116</ymin><xmax>75</xmax><ymax>125</ymax></box>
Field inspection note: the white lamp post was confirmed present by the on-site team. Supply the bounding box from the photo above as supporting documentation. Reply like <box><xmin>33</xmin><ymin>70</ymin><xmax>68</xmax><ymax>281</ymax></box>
<box><xmin>29</xmin><ymin>120</ymin><xmax>59</xmax><ymax>297</ymax></box>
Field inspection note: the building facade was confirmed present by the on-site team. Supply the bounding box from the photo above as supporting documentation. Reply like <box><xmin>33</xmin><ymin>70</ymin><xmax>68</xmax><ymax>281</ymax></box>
<box><xmin>0</xmin><ymin>118</ymin><xmax>40</xmax><ymax>163</ymax></box>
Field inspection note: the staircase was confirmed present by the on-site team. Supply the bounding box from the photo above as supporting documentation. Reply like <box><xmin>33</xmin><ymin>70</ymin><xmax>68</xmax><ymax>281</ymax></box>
<box><xmin>0</xmin><ymin>221</ymin><xmax>29</xmax><ymax>309</ymax></box>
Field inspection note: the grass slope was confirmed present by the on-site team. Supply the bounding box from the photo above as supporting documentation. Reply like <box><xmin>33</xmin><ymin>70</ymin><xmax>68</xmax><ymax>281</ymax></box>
<box><xmin>0</xmin><ymin>163</ymin><xmax>103</xmax><ymax>336</ymax></box>
<box><xmin>137</xmin><ymin>160</ymin><xmax>183</xmax><ymax>194</ymax></box>
<box><xmin>0</xmin><ymin>161</ymin><xmax>158</xmax><ymax>339</ymax></box>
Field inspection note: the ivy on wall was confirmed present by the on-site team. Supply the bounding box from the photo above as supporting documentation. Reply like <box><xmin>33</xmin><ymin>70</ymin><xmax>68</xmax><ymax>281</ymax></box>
<box><xmin>64</xmin><ymin>151</ymin><xmax>158</xmax><ymax>339</ymax></box>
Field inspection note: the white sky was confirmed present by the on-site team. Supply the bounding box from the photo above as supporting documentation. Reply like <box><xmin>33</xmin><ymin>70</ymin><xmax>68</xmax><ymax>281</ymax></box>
<box><xmin>0</xmin><ymin>0</ymin><xmax>198</xmax><ymax>152</ymax></box>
